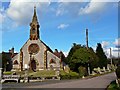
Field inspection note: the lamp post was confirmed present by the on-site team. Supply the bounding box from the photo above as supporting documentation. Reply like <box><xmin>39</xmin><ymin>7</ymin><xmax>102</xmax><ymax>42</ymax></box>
<box><xmin>24</xmin><ymin>64</ymin><xmax>28</xmax><ymax>83</ymax></box>
<box><xmin>29</xmin><ymin>52</ymin><xmax>32</xmax><ymax>70</ymax></box>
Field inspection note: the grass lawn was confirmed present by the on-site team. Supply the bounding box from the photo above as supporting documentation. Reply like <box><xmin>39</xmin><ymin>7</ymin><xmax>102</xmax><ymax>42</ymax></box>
<box><xmin>107</xmin><ymin>80</ymin><xmax>120</xmax><ymax>90</ymax></box>
<box><xmin>3</xmin><ymin>70</ymin><xmax>56</xmax><ymax>77</ymax></box>
<box><xmin>28</xmin><ymin>70</ymin><xmax>56</xmax><ymax>77</ymax></box>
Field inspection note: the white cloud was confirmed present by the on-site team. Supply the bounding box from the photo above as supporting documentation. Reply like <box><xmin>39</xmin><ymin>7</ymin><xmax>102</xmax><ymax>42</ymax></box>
<box><xmin>0</xmin><ymin>7</ymin><xmax>5</xmax><ymax>24</ymax></box>
<box><xmin>101</xmin><ymin>38</ymin><xmax>120</xmax><ymax>58</ymax></box>
<box><xmin>6</xmin><ymin>0</ymin><xmax>50</xmax><ymax>26</ymax></box>
<box><xmin>57</xmin><ymin>24</ymin><xmax>69</xmax><ymax>29</ymax></box>
<box><xmin>101</xmin><ymin>41</ymin><xmax>109</xmax><ymax>48</ymax></box>
<box><xmin>0</xmin><ymin>30</ymin><xmax>2</xmax><ymax>52</ymax></box>
<box><xmin>55</xmin><ymin>2</ymin><xmax>82</xmax><ymax>16</ymax></box>
<box><xmin>55</xmin><ymin>2</ymin><xmax>68</xmax><ymax>16</ymax></box>
<box><xmin>0</xmin><ymin>13</ymin><xmax>3</xmax><ymax>24</ymax></box>
<box><xmin>113</xmin><ymin>38</ymin><xmax>120</xmax><ymax>47</ymax></box>
<box><xmin>63</xmin><ymin>51</ymin><xmax>68</xmax><ymax>57</ymax></box>
<box><xmin>56</xmin><ymin>8</ymin><xmax>65</xmax><ymax>16</ymax></box>
<box><xmin>79</xmin><ymin>0</ymin><xmax>108</xmax><ymax>15</ymax></box>
<box><xmin>104</xmin><ymin>47</ymin><xmax>120</xmax><ymax>58</ymax></box>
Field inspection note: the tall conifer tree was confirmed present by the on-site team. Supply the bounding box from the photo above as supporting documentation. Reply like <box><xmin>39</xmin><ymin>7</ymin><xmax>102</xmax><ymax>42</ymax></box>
<box><xmin>96</xmin><ymin>43</ymin><xmax>108</xmax><ymax>68</ymax></box>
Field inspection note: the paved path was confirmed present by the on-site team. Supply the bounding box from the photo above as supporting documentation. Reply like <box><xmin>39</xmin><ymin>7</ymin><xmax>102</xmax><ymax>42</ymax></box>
<box><xmin>2</xmin><ymin>72</ymin><xmax>117</xmax><ymax>89</ymax></box>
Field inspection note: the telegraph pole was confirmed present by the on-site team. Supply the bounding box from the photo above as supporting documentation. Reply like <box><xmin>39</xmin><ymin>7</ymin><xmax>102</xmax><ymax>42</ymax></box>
<box><xmin>110</xmin><ymin>48</ymin><xmax>113</xmax><ymax>66</ymax></box>
<box><xmin>86</xmin><ymin>29</ymin><xmax>90</xmax><ymax>75</ymax></box>
<box><xmin>86</xmin><ymin>29</ymin><xmax>89</xmax><ymax>50</ymax></box>
<box><xmin>118</xmin><ymin>47</ymin><xmax>120</xmax><ymax>65</ymax></box>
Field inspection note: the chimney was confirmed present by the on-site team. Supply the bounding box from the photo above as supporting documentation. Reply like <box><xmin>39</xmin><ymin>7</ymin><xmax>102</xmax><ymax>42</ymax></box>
<box><xmin>9</xmin><ymin>47</ymin><xmax>14</xmax><ymax>56</ymax></box>
<box><xmin>11</xmin><ymin>47</ymin><xmax>14</xmax><ymax>55</ymax></box>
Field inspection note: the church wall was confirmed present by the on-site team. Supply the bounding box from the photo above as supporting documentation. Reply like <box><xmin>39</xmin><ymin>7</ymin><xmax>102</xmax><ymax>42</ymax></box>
<box><xmin>12</xmin><ymin>39</ymin><xmax>61</xmax><ymax>71</ymax></box>
<box><xmin>21</xmin><ymin>39</ymin><xmax>46</xmax><ymax>70</ymax></box>
<box><xmin>34</xmin><ymin>40</ymin><xmax>46</xmax><ymax>70</ymax></box>
<box><xmin>47</xmin><ymin>51</ymin><xmax>60</xmax><ymax>70</ymax></box>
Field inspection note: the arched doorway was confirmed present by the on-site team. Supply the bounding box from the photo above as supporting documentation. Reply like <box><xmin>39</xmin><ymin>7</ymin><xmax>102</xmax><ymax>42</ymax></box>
<box><xmin>30</xmin><ymin>59</ymin><xmax>36</xmax><ymax>72</ymax></box>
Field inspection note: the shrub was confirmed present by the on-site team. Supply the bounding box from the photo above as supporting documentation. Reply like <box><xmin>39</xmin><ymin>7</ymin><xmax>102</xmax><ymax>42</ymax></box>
<box><xmin>60</xmin><ymin>70</ymin><xmax>79</xmax><ymax>80</ymax></box>
<box><xmin>116</xmin><ymin>66</ymin><xmax>120</xmax><ymax>79</ymax></box>
<box><xmin>78</xmin><ymin>66</ymin><xmax>88</xmax><ymax>77</ymax></box>
<box><xmin>107</xmin><ymin>80</ymin><xmax>120</xmax><ymax>90</ymax></box>
<box><xmin>3</xmin><ymin>71</ymin><xmax>13</xmax><ymax>75</ymax></box>
<box><xmin>69</xmin><ymin>71</ymin><xmax>79</xmax><ymax>79</ymax></box>
<box><xmin>60</xmin><ymin>74</ymin><xmax>70</xmax><ymax>79</ymax></box>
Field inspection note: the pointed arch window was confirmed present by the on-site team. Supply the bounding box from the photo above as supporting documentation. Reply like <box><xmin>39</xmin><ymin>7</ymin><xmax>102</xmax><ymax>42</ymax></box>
<box><xmin>49</xmin><ymin>59</ymin><xmax>56</xmax><ymax>64</ymax></box>
<box><xmin>13</xmin><ymin>60</ymin><xmax>18</xmax><ymax>65</ymax></box>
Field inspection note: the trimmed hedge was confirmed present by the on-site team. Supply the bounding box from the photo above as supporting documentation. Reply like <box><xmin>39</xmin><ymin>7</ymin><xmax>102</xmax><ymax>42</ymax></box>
<box><xmin>60</xmin><ymin>71</ymin><xmax>79</xmax><ymax>79</ymax></box>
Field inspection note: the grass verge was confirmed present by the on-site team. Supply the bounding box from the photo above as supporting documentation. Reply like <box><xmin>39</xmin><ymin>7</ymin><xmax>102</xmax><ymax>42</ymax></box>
<box><xmin>107</xmin><ymin>80</ymin><xmax>120</xmax><ymax>90</ymax></box>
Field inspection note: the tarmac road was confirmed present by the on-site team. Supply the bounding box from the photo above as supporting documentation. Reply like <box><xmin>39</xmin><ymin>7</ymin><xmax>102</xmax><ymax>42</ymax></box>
<box><xmin>2</xmin><ymin>72</ymin><xmax>117</xmax><ymax>89</ymax></box>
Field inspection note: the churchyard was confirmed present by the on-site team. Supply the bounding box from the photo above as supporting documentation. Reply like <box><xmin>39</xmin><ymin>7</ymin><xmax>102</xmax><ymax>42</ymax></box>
<box><xmin>0</xmin><ymin>64</ymin><xmax>116</xmax><ymax>84</ymax></box>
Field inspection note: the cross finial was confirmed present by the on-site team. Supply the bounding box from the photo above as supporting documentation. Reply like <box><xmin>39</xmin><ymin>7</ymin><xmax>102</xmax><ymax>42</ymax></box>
<box><xmin>34</xmin><ymin>5</ymin><xmax>36</xmax><ymax>10</ymax></box>
<box><xmin>34</xmin><ymin>5</ymin><xmax>36</xmax><ymax>15</ymax></box>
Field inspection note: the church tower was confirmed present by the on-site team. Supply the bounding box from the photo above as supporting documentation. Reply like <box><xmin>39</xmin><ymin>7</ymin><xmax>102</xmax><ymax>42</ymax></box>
<box><xmin>30</xmin><ymin>6</ymin><xmax>40</xmax><ymax>40</ymax></box>
<box><xmin>12</xmin><ymin>6</ymin><xmax>61</xmax><ymax>71</ymax></box>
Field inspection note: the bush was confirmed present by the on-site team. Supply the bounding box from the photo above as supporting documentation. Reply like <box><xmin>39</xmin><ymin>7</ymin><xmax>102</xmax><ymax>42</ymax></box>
<box><xmin>60</xmin><ymin>74</ymin><xmax>70</xmax><ymax>79</ymax></box>
<box><xmin>116</xmin><ymin>66</ymin><xmax>120</xmax><ymax>78</ymax></box>
<box><xmin>60</xmin><ymin>70</ymin><xmax>79</xmax><ymax>80</ymax></box>
<box><xmin>69</xmin><ymin>71</ymin><xmax>79</xmax><ymax>79</ymax></box>
<box><xmin>3</xmin><ymin>71</ymin><xmax>13</xmax><ymax>75</ymax></box>
<box><xmin>78</xmin><ymin>66</ymin><xmax>88</xmax><ymax>77</ymax></box>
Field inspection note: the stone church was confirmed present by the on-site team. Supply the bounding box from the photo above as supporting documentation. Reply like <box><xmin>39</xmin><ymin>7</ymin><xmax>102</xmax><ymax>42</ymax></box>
<box><xmin>12</xmin><ymin>7</ymin><xmax>61</xmax><ymax>71</ymax></box>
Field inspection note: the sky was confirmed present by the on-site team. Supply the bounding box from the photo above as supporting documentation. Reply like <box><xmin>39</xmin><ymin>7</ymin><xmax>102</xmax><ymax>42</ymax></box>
<box><xmin>0</xmin><ymin>0</ymin><xmax>120</xmax><ymax>58</ymax></box>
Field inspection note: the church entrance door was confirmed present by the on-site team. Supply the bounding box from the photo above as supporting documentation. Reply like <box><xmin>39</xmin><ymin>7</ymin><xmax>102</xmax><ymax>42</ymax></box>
<box><xmin>30</xmin><ymin>59</ymin><xmax>36</xmax><ymax>72</ymax></box>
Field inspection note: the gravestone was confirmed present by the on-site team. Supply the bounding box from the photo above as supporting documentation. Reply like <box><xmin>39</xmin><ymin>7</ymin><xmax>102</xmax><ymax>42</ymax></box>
<box><xmin>55</xmin><ymin>71</ymin><xmax>60</xmax><ymax>76</ymax></box>
<box><xmin>97</xmin><ymin>67</ymin><xmax>101</xmax><ymax>74</ymax></box>
<box><xmin>92</xmin><ymin>71</ymin><xmax>96</xmax><ymax>75</ymax></box>
<box><xmin>64</xmin><ymin>65</ymin><xmax>70</xmax><ymax>73</ymax></box>
<box><xmin>107</xmin><ymin>64</ymin><xmax>111</xmax><ymax>72</ymax></box>
<box><xmin>103</xmin><ymin>67</ymin><xmax>106</xmax><ymax>72</ymax></box>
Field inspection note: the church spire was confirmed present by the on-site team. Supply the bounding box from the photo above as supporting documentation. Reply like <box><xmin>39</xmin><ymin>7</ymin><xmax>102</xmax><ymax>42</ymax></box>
<box><xmin>32</xmin><ymin>6</ymin><xmax>38</xmax><ymax>24</ymax></box>
<box><xmin>30</xmin><ymin>6</ymin><xmax>40</xmax><ymax>40</ymax></box>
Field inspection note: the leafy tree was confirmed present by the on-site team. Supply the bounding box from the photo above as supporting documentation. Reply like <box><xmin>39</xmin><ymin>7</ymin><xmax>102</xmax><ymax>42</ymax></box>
<box><xmin>96</xmin><ymin>43</ymin><xmax>108</xmax><ymax>68</ymax></box>
<box><xmin>69</xmin><ymin>47</ymin><xmax>89</xmax><ymax>72</ymax></box>
<box><xmin>1</xmin><ymin>52</ymin><xmax>12</xmax><ymax>72</ymax></box>
<box><xmin>2</xmin><ymin>52</ymin><xmax>8</xmax><ymax>71</ymax></box>
<box><xmin>65</xmin><ymin>43</ymin><xmax>81</xmax><ymax>64</ymax></box>
<box><xmin>88</xmin><ymin>47</ymin><xmax>99</xmax><ymax>71</ymax></box>
<box><xmin>66</xmin><ymin>43</ymin><xmax>99</xmax><ymax>74</ymax></box>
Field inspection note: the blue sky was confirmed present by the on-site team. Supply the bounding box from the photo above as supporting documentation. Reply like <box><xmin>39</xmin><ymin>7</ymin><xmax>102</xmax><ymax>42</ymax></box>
<box><xmin>0</xmin><ymin>0</ymin><xmax>119</xmax><ymax>57</ymax></box>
